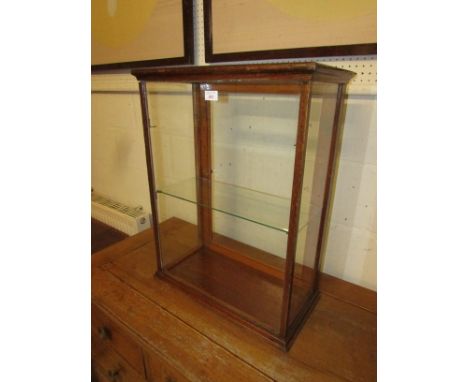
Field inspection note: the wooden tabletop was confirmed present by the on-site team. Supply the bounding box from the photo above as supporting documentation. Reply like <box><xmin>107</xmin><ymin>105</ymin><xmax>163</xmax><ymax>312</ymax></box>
<box><xmin>92</xmin><ymin>229</ymin><xmax>376</xmax><ymax>382</ymax></box>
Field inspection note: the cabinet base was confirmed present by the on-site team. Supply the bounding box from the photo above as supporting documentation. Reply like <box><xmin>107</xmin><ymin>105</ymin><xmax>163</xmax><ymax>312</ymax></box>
<box><xmin>155</xmin><ymin>217</ymin><xmax>320</xmax><ymax>350</ymax></box>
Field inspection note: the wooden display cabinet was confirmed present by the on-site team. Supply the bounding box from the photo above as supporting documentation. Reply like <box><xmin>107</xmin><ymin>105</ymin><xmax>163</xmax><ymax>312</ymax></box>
<box><xmin>132</xmin><ymin>63</ymin><xmax>354</xmax><ymax>350</ymax></box>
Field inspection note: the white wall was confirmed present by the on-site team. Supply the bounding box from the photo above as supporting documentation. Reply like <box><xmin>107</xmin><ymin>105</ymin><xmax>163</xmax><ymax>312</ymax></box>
<box><xmin>324</xmin><ymin>93</ymin><xmax>377</xmax><ymax>290</ymax></box>
<box><xmin>91</xmin><ymin>71</ymin><xmax>377</xmax><ymax>291</ymax></box>
<box><xmin>91</xmin><ymin>78</ymin><xmax>151</xmax><ymax>213</ymax></box>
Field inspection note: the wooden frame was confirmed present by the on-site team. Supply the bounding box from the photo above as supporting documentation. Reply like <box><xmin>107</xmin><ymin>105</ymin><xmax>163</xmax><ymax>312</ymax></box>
<box><xmin>91</xmin><ymin>0</ymin><xmax>194</xmax><ymax>72</ymax></box>
<box><xmin>133</xmin><ymin>63</ymin><xmax>354</xmax><ymax>350</ymax></box>
<box><xmin>203</xmin><ymin>0</ymin><xmax>376</xmax><ymax>63</ymax></box>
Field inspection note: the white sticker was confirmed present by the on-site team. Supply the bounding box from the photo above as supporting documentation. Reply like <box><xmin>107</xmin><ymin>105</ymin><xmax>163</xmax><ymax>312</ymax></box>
<box><xmin>204</xmin><ymin>90</ymin><xmax>218</xmax><ymax>101</ymax></box>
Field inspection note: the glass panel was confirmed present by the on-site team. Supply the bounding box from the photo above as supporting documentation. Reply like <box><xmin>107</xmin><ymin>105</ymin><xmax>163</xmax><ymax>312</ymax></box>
<box><xmin>208</xmin><ymin>89</ymin><xmax>301</xmax><ymax>335</ymax></box>
<box><xmin>147</xmin><ymin>82</ymin><xmax>302</xmax><ymax>336</ymax></box>
<box><xmin>156</xmin><ymin>194</ymin><xmax>202</xmax><ymax>268</ymax></box>
<box><xmin>146</xmin><ymin>82</ymin><xmax>201</xmax><ymax>268</ymax></box>
<box><xmin>288</xmin><ymin>82</ymin><xmax>339</xmax><ymax>326</ymax></box>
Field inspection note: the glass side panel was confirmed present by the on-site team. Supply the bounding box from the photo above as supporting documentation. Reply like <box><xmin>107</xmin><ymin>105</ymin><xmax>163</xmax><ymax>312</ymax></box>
<box><xmin>156</xmin><ymin>194</ymin><xmax>202</xmax><ymax>268</ymax></box>
<box><xmin>288</xmin><ymin>82</ymin><xmax>339</xmax><ymax>327</ymax></box>
<box><xmin>146</xmin><ymin>82</ymin><xmax>200</xmax><ymax>269</ymax></box>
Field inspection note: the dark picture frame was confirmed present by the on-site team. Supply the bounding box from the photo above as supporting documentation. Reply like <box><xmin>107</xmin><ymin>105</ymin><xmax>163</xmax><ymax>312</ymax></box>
<box><xmin>92</xmin><ymin>0</ymin><xmax>194</xmax><ymax>72</ymax></box>
<box><xmin>203</xmin><ymin>0</ymin><xmax>376</xmax><ymax>63</ymax></box>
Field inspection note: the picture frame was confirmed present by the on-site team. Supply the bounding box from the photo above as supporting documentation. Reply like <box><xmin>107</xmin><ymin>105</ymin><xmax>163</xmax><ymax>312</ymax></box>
<box><xmin>203</xmin><ymin>0</ymin><xmax>376</xmax><ymax>63</ymax></box>
<box><xmin>92</xmin><ymin>0</ymin><xmax>194</xmax><ymax>71</ymax></box>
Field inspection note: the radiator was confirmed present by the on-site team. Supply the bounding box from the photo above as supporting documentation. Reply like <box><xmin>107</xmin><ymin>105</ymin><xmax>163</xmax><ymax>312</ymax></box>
<box><xmin>91</xmin><ymin>193</ymin><xmax>151</xmax><ymax>235</ymax></box>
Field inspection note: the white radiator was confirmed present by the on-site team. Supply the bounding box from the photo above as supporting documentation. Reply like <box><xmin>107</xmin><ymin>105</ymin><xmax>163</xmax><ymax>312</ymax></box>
<box><xmin>91</xmin><ymin>193</ymin><xmax>151</xmax><ymax>235</ymax></box>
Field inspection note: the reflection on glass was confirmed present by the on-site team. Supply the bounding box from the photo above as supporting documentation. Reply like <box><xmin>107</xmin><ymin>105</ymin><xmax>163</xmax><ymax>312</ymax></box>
<box><xmin>145</xmin><ymin>81</ymin><xmax>341</xmax><ymax>336</ymax></box>
<box><xmin>157</xmin><ymin>177</ymin><xmax>309</xmax><ymax>233</ymax></box>
<box><xmin>289</xmin><ymin>82</ymin><xmax>339</xmax><ymax>326</ymax></box>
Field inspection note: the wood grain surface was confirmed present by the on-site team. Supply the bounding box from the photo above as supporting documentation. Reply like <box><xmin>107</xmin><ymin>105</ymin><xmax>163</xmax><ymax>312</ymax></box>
<box><xmin>92</xmin><ymin>228</ymin><xmax>376</xmax><ymax>382</ymax></box>
<box><xmin>91</xmin><ymin>218</ymin><xmax>128</xmax><ymax>254</ymax></box>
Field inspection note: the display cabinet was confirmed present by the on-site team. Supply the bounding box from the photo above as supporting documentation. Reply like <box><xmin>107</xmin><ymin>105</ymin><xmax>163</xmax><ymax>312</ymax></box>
<box><xmin>132</xmin><ymin>63</ymin><xmax>354</xmax><ymax>350</ymax></box>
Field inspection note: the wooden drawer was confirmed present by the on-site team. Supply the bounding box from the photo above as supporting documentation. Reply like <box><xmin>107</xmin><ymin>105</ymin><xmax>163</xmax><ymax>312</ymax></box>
<box><xmin>92</xmin><ymin>361</ymin><xmax>112</xmax><ymax>382</ymax></box>
<box><xmin>92</xmin><ymin>305</ymin><xmax>146</xmax><ymax>377</ymax></box>
<box><xmin>93</xmin><ymin>347</ymin><xmax>146</xmax><ymax>382</ymax></box>
<box><xmin>147</xmin><ymin>353</ymin><xmax>190</xmax><ymax>382</ymax></box>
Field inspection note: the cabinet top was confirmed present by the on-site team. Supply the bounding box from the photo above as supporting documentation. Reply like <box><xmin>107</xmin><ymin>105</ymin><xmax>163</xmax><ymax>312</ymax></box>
<box><xmin>131</xmin><ymin>62</ymin><xmax>354</xmax><ymax>84</ymax></box>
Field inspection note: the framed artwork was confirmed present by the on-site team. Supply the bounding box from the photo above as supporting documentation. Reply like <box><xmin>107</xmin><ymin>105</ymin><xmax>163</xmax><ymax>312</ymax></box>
<box><xmin>204</xmin><ymin>0</ymin><xmax>376</xmax><ymax>63</ymax></box>
<box><xmin>92</xmin><ymin>0</ymin><xmax>193</xmax><ymax>70</ymax></box>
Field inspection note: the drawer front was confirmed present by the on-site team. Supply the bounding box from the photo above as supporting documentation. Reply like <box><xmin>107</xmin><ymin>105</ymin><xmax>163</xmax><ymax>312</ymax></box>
<box><xmin>93</xmin><ymin>347</ymin><xmax>146</xmax><ymax>382</ymax></box>
<box><xmin>147</xmin><ymin>353</ymin><xmax>190</xmax><ymax>382</ymax></box>
<box><xmin>92</xmin><ymin>305</ymin><xmax>146</xmax><ymax>376</ymax></box>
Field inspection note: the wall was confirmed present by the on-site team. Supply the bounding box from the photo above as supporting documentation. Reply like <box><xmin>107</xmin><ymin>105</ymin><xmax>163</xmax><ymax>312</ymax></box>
<box><xmin>325</xmin><ymin>91</ymin><xmax>377</xmax><ymax>290</ymax></box>
<box><xmin>91</xmin><ymin>78</ymin><xmax>151</xmax><ymax>213</ymax></box>
<box><xmin>91</xmin><ymin>69</ymin><xmax>377</xmax><ymax>290</ymax></box>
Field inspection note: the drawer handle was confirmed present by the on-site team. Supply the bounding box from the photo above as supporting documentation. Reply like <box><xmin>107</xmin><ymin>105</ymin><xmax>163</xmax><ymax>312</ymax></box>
<box><xmin>98</xmin><ymin>326</ymin><xmax>111</xmax><ymax>341</ymax></box>
<box><xmin>107</xmin><ymin>367</ymin><xmax>121</xmax><ymax>382</ymax></box>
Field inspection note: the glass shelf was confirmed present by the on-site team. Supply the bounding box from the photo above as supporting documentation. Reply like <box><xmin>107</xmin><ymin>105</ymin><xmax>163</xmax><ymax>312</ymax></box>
<box><xmin>157</xmin><ymin>177</ymin><xmax>310</xmax><ymax>233</ymax></box>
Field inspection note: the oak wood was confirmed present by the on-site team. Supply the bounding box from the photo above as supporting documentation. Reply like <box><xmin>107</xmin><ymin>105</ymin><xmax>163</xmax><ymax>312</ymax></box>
<box><xmin>208</xmin><ymin>234</ymin><xmax>285</xmax><ymax>280</ymax></box>
<box><xmin>167</xmin><ymin>246</ymin><xmax>284</xmax><ymax>334</ymax></box>
<box><xmin>91</xmin><ymin>228</ymin><xmax>153</xmax><ymax>269</ymax></box>
<box><xmin>92</xmin><ymin>230</ymin><xmax>376</xmax><ymax>382</ymax></box>
<box><xmin>280</xmin><ymin>82</ymin><xmax>313</xmax><ymax>336</ymax></box>
<box><xmin>99</xmin><ymin>227</ymin><xmax>377</xmax><ymax>311</ymax></box>
<box><xmin>91</xmin><ymin>218</ymin><xmax>128</xmax><ymax>254</ymax></box>
<box><xmin>92</xmin><ymin>304</ymin><xmax>146</xmax><ymax>376</ymax></box>
<box><xmin>132</xmin><ymin>63</ymin><xmax>355</xmax><ymax>83</ymax></box>
<box><xmin>192</xmin><ymin>84</ymin><xmax>205</xmax><ymax>246</ymax></box>
<box><xmin>91</xmin><ymin>362</ymin><xmax>108</xmax><ymax>382</ymax></box>
<box><xmin>145</xmin><ymin>352</ymin><xmax>163</xmax><ymax>382</ymax></box>
<box><xmin>147</xmin><ymin>348</ymin><xmax>194</xmax><ymax>382</ymax></box>
<box><xmin>287</xmin><ymin>83</ymin><xmax>343</xmax><ymax>329</ymax></box>
<box><xmin>154</xmin><ymin>219</ymin><xmax>349</xmax><ymax>348</ymax></box>
<box><xmin>210</xmin><ymin>232</ymin><xmax>331</xmax><ymax>294</ymax></box>
<box><xmin>93</xmin><ymin>270</ymin><xmax>274</xmax><ymax>382</ymax></box>
<box><xmin>312</xmin><ymin>84</ymin><xmax>347</xmax><ymax>292</ymax></box>
<box><xmin>196</xmin><ymin>85</ymin><xmax>213</xmax><ymax>246</ymax></box>
<box><xmin>319</xmin><ymin>273</ymin><xmax>377</xmax><ymax>314</ymax></box>
<box><xmin>92</xmin><ymin>345</ymin><xmax>146</xmax><ymax>382</ymax></box>
<box><xmin>139</xmin><ymin>81</ymin><xmax>163</xmax><ymax>272</ymax></box>
<box><xmin>160</xmin><ymin>218</ymin><xmax>324</xmax><ymax>344</ymax></box>
<box><xmin>204</xmin><ymin>83</ymin><xmax>303</xmax><ymax>95</ymax></box>
<box><xmin>158</xmin><ymin>217</ymin><xmax>202</xmax><ymax>269</ymax></box>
